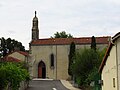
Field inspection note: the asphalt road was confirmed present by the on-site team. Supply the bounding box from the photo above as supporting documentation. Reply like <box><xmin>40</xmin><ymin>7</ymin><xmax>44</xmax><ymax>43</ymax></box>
<box><xmin>26</xmin><ymin>80</ymin><xmax>69</xmax><ymax>90</ymax></box>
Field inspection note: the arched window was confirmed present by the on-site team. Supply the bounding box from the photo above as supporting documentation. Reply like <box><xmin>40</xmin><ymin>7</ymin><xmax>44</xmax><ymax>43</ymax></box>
<box><xmin>50</xmin><ymin>54</ymin><xmax>54</xmax><ymax>68</ymax></box>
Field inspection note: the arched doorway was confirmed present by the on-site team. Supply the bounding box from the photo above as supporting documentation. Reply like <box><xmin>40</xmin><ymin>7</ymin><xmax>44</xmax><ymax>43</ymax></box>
<box><xmin>38</xmin><ymin>61</ymin><xmax>46</xmax><ymax>78</ymax></box>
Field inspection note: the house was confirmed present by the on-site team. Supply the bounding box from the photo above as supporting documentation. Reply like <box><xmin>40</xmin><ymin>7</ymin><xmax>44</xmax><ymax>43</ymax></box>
<box><xmin>99</xmin><ymin>32</ymin><xmax>120</xmax><ymax>90</ymax></box>
<box><xmin>4</xmin><ymin>56</ymin><xmax>21</xmax><ymax>62</ymax></box>
<box><xmin>4</xmin><ymin>51</ymin><xmax>29</xmax><ymax>63</ymax></box>
<box><xmin>29</xmin><ymin>11</ymin><xmax>110</xmax><ymax>80</ymax></box>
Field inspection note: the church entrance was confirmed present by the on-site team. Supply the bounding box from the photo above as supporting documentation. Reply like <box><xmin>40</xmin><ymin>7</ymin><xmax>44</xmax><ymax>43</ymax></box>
<box><xmin>38</xmin><ymin>61</ymin><xmax>46</xmax><ymax>78</ymax></box>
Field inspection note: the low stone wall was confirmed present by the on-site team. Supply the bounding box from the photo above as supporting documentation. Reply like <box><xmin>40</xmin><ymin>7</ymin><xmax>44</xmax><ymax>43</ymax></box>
<box><xmin>3</xmin><ymin>81</ymin><xmax>28</xmax><ymax>90</ymax></box>
<box><xmin>19</xmin><ymin>81</ymin><xmax>29</xmax><ymax>90</ymax></box>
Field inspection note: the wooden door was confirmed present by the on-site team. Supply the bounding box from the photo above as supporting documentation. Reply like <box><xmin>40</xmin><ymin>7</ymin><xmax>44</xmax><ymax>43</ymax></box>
<box><xmin>38</xmin><ymin>61</ymin><xmax>46</xmax><ymax>78</ymax></box>
<box><xmin>38</xmin><ymin>66</ymin><xmax>42</xmax><ymax>78</ymax></box>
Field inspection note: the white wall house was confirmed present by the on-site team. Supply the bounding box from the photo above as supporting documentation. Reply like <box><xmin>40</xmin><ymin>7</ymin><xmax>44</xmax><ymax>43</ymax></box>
<box><xmin>99</xmin><ymin>32</ymin><xmax>120</xmax><ymax>90</ymax></box>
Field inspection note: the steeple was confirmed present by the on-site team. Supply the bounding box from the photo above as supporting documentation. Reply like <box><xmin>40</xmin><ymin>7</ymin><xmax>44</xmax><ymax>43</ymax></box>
<box><xmin>35</xmin><ymin>11</ymin><xmax>36</xmax><ymax>17</ymax></box>
<box><xmin>32</xmin><ymin>11</ymin><xmax>39</xmax><ymax>40</ymax></box>
<box><xmin>33</xmin><ymin>11</ymin><xmax>38</xmax><ymax>22</ymax></box>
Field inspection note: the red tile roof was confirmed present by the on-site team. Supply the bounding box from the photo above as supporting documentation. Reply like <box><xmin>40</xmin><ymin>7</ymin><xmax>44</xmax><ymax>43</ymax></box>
<box><xmin>17</xmin><ymin>51</ymin><xmax>29</xmax><ymax>56</ymax></box>
<box><xmin>7</xmin><ymin>51</ymin><xmax>29</xmax><ymax>56</ymax></box>
<box><xmin>4</xmin><ymin>56</ymin><xmax>21</xmax><ymax>62</ymax></box>
<box><xmin>2</xmin><ymin>51</ymin><xmax>29</xmax><ymax>62</ymax></box>
<box><xmin>30</xmin><ymin>37</ymin><xmax>110</xmax><ymax>45</ymax></box>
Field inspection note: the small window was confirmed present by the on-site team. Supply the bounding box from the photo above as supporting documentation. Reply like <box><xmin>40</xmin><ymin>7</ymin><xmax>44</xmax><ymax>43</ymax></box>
<box><xmin>50</xmin><ymin>54</ymin><xmax>54</xmax><ymax>68</ymax></box>
<box><xmin>113</xmin><ymin>78</ymin><xmax>115</xmax><ymax>88</ymax></box>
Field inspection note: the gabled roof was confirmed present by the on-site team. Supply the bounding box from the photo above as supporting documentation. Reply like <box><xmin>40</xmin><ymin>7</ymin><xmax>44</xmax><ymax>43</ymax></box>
<box><xmin>30</xmin><ymin>36</ymin><xmax>110</xmax><ymax>45</ymax></box>
<box><xmin>99</xmin><ymin>32</ymin><xmax>120</xmax><ymax>73</ymax></box>
<box><xmin>7</xmin><ymin>51</ymin><xmax>29</xmax><ymax>56</ymax></box>
<box><xmin>4</xmin><ymin>56</ymin><xmax>21</xmax><ymax>62</ymax></box>
<box><xmin>112</xmin><ymin>32</ymin><xmax>120</xmax><ymax>42</ymax></box>
<box><xmin>17</xmin><ymin>51</ymin><xmax>29</xmax><ymax>56</ymax></box>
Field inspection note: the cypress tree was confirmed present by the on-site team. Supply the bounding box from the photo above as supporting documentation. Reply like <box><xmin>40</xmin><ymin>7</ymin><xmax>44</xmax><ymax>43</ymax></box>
<box><xmin>91</xmin><ymin>36</ymin><xmax>96</xmax><ymax>51</ymax></box>
<box><xmin>68</xmin><ymin>42</ymin><xmax>75</xmax><ymax>76</ymax></box>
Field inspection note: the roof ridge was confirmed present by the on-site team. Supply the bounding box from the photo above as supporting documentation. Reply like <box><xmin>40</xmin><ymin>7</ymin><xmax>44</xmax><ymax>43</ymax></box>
<box><xmin>17</xmin><ymin>51</ymin><xmax>29</xmax><ymax>56</ymax></box>
<box><xmin>36</xmin><ymin>36</ymin><xmax>111</xmax><ymax>40</ymax></box>
<box><xmin>31</xmin><ymin>36</ymin><xmax>110</xmax><ymax>45</ymax></box>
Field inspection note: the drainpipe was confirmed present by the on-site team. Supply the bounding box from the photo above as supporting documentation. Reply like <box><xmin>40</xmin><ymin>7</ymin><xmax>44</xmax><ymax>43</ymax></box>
<box><xmin>115</xmin><ymin>41</ymin><xmax>119</xmax><ymax>90</ymax></box>
<box><xmin>56</xmin><ymin>45</ymin><xmax>57</xmax><ymax>79</ymax></box>
<box><xmin>112</xmin><ymin>41</ymin><xmax>119</xmax><ymax>90</ymax></box>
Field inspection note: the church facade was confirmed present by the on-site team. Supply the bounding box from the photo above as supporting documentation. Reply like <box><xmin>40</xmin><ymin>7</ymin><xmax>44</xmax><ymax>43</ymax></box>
<box><xmin>29</xmin><ymin>12</ymin><xmax>110</xmax><ymax>80</ymax></box>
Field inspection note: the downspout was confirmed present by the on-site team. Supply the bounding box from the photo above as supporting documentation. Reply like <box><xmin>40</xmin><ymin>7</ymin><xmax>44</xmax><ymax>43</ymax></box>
<box><xmin>56</xmin><ymin>45</ymin><xmax>57</xmax><ymax>79</ymax></box>
<box><xmin>115</xmin><ymin>41</ymin><xmax>119</xmax><ymax>90</ymax></box>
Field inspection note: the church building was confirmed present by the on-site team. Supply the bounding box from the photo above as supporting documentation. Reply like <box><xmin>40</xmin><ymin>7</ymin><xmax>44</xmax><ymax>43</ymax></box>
<box><xmin>29</xmin><ymin>11</ymin><xmax>110</xmax><ymax>80</ymax></box>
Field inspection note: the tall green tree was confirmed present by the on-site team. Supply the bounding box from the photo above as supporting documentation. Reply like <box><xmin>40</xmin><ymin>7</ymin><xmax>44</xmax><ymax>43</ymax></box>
<box><xmin>0</xmin><ymin>37</ymin><xmax>25</xmax><ymax>57</ymax></box>
<box><xmin>72</xmin><ymin>48</ymin><xmax>99</xmax><ymax>86</ymax></box>
<box><xmin>91</xmin><ymin>36</ymin><xmax>96</xmax><ymax>50</ymax></box>
<box><xmin>71</xmin><ymin>48</ymin><xmax>106</xmax><ymax>87</ymax></box>
<box><xmin>68</xmin><ymin>42</ymin><xmax>75</xmax><ymax>76</ymax></box>
<box><xmin>51</xmin><ymin>31</ymin><xmax>73</xmax><ymax>38</ymax></box>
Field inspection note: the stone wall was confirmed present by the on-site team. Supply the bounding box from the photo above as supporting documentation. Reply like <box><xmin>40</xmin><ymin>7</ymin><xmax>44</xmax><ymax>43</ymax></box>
<box><xmin>30</xmin><ymin>43</ymin><xmax>108</xmax><ymax>80</ymax></box>
<box><xmin>19</xmin><ymin>81</ymin><xmax>28</xmax><ymax>90</ymax></box>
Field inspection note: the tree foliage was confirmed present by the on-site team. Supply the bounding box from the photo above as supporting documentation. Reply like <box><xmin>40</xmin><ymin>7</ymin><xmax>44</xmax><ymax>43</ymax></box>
<box><xmin>0</xmin><ymin>62</ymin><xmax>30</xmax><ymax>90</ymax></box>
<box><xmin>0</xmin><ymin>37</ymin><xmax>25</xmax><ymax>57</ymax></box>
<box><xmin>68</xmin><ymin>42</ymin><xmax>75</xmax><ymax>76</ymax></box>
<box><xmin>51</xmin><ymin>31</ymin><xmax>73</xmax><ymax>38</ymax></box>
<box><xmin>71</xmin><ymin>48</ymin><xmax>105</xmax><ymax>86</ymax></box>
<box><xmin>91</xmin><ymin>36</ymin><xmax>96</xmax><ymax>51</ymax></box>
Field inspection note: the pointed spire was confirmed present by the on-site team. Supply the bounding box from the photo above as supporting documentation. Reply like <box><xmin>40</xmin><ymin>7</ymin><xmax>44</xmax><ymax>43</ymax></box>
<box><xmin>35</xmin><ymin>11</ymin><xmax>37</xmax><ymax>17</ymax></box>
<box><xmin>32</xmin><ymin>11</ymin><xmax>39</xmax><ymax>40</ymax></box>
<box><xmin>33</xmin><ymin>11</ymin><xmax>38</xmax><ymax>21</ymax></box>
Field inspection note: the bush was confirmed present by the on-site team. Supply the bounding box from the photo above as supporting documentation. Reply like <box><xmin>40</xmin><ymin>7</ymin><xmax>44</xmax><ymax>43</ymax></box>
<box><xmin>0</xmin><ymin>62</ymin><xmax>30</xmax><ymax>90</ymax></box>
<box><xmin>71</xmin><ymin>48</ymin><xmax>105</xmax><ymax>87</ymax></box>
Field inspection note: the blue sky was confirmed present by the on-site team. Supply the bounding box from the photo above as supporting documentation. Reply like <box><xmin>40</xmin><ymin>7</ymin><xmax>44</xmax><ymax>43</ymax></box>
<box><xmin>0</xmin><ymin>0</ymin><xmax>120</xmax><ymax>49</ymax></box>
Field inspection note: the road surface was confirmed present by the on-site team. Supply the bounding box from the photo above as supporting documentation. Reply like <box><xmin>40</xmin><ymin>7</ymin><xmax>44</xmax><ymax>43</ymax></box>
<box><xmin>26</xmin><ymin>80</ymin><xmax>69</xmax><ymax>90</ymax></box>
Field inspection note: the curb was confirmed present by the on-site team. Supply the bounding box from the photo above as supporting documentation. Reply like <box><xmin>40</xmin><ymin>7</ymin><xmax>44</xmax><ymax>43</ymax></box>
<box><xmin>32</xmin><ymin>78</ymin><xmax>53</xmax><ymax>81</ymax></box>
<box><xmin>60</xmin><ymin>80</ymin><xmax>81</xmax><ymax>90</ymax></box>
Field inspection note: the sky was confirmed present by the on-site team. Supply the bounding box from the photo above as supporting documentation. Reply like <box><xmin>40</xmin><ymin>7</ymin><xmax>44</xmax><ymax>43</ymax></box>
<box><xmin>0</xmin><ymin>0</ymin><xmax>120</xmax><ymax>49</ymax></box>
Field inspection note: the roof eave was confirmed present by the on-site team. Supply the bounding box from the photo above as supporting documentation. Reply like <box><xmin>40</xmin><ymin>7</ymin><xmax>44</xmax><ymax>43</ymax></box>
<box><xmin>98</xmin><ymin>43</ymin><xmax>113</xmax><ymax>73</ymax></box>
<box><xmin>112</xmin><ymin>32</ymin><xmax>120</xmax><ymax>42</ymax></box>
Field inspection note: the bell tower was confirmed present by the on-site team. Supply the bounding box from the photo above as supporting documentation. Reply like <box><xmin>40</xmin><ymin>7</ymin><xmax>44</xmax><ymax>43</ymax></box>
<box><xmin>32</xmin><ymin>11</ymin><xmax>39</xmax><ymax>40</ymax></box>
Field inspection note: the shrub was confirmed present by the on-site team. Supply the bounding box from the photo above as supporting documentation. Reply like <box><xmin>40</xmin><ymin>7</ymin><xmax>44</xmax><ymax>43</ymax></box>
<box><xmin>0</xmin><ymin>62</ymin><xmax>30</xmax><ymax>90</ymax></box>
<box><xmin>71</xmin><ymin>48</ymin><xmax>104</xmax><ymax>87</ymax></box>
